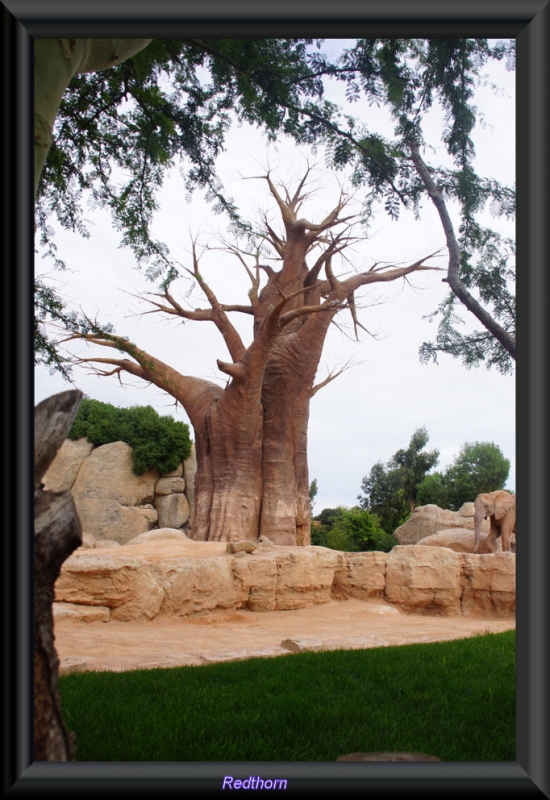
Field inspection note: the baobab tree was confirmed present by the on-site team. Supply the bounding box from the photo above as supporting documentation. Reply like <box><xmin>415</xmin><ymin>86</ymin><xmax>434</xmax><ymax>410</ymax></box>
<box><xmin>61</xmin><ymin>171</ymin><xmax>439</xmax><ymax>545</ymax></box>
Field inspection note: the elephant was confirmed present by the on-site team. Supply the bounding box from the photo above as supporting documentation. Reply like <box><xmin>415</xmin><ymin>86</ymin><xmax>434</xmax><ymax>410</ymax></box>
<box><xmin>473</xmin><ymin>490</ymin><xmax>516</xmax><ymax>553</ymax></box>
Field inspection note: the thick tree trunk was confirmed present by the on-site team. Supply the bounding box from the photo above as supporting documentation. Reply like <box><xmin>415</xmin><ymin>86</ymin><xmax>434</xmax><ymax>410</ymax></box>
<box><xmin>192</xmin><ymin>385</ymin><xmax>264</xmax><ymax>542</ymax></box>
<box><xmin>34</xmin><ymin>390</ymin><xmax>83</xmax><ymax>761</ymax></box>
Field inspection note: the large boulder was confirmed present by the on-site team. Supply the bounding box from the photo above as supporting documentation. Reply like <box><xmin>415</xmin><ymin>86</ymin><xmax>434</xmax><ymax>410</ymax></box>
<box><xmin>70</xmin><ymin>441</ymin><xmax>159</xmax><ymax>542</ymax></box>
<box><xmin>41</xmin><ymin>437</ymin><xmax>94</xmax><ymax>492</ymax></box>
<box><xmin>384</xmin><ymin>545</ymin><xmax>462</xmax><ymax>614</ymax></box>
<box><xmin>154</xmin><ymin>493</ymin><xmax>190</xmax><ymax>528</ymax></box>
<box><xmin>415</xmin><ymin>528</ymin><xmax>502</xmax><ymax>553</ymax></box>
<box><xmin>332</xmin><ymin>551</ymin><xmax>387</xmax><ymax>601</ymax></box>
<box><xmin>460</xmin><ymin>552</ymin><xmax>516</xmax><ymax>616</ymax></box>
<box><xmin>394</xmin><ymin>503</ymin><xmax>489</xmax><ymax>545</ymax></box>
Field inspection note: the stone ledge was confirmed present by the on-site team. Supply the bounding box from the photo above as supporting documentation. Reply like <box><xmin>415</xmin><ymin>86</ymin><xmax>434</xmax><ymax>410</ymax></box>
<box><xmin>54</xmin><ymin>541</ymin><xmax>515</xmax><ymax>622</ymax></box>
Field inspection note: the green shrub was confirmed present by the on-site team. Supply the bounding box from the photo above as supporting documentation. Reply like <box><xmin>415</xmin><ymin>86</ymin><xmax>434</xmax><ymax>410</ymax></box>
<box><xmin>313</xmin><ymin>506</ymin><xmax>397</xmax><ymax>552</ymax></box>
<box><xmin>68</xmin><ymin>398</ymin><xmax>192</xmax><ymax>475</ymax></box>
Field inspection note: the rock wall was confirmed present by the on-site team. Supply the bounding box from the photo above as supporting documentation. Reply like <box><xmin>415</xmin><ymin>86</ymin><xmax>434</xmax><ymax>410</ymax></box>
<box><xmin>43</xmin><ymin>438</ymin><xmax>197</xmax><ymax>544</ymax></box>
<box><xmin>54</xmin><ymin>536</ymin><xmax>515</xmax><ymax>623</ymax></box>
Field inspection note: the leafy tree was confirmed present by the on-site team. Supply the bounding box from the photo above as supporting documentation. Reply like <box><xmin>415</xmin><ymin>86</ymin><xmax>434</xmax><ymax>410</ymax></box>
<box><xmin>307</xmin><ymin>38</ymin><xmax>516</xmax><ymax>373</ymax></box>
<box><xmin>34</xmin><ymin>38</ymin><xmax>328</xmax><ymax>372</ymax></box>
<box><xmin>56</xmin><ymin>173</ymin><xmax>437</xmax><ymax>544</ymax></box>
<box><xmin>36</xmin><ymin>38</ymin><xmax>515</xmax><ymax>377</ymax></box>
<box><xmin>358</xmin><ymin>427</ymin><xmax>439</xmax><ymax>533</ymax></box>
<box><xmin>68</xmin><ymin>398</ymin><xmax>192</xmax><ymax>475</ymax></box>
<box><xmin>416</xmin><ymin>441</ymin><xmax>510</xmax><ymax>510</ymax></box>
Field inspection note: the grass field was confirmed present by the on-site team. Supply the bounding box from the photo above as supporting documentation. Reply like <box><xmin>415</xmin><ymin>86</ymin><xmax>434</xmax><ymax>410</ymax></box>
<box><xmin>58</xmin><ymin>629</ymin><xmax>515</xmax><ymax>762</ymax></box>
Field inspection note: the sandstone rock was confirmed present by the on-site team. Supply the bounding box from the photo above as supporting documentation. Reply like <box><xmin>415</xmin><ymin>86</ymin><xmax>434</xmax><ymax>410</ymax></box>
<box><xmin>385</xmin><ymin>545</ymin><xmax>461</xmax><ymax>614</ymax></box>
<box><xmin>394</xmin><ymin>503</ymin><xmax>489</xmax><ymax>544</ymax></box>
<box><xmin>155</xmin><ymin>476</ymin><xmax>186</xmax><ymax>496</ymax></box>
<box><xmin>126</xmin><ymin>529</ymin><xmax>191</xmax><ymax>545</ymax></box>
<box><xmin>154</xmin><ymin>555</ymin><xmax>243</xmax><ymax>617</ymax></box>
<box><xmin>460</xmin><ymin>552</ymin><xmax>516</xmax><ymax>616</ymax></box>
<box><xmin>54</xmin><ymin>549</ymin><xmax>165</xmax><ymax>621</ymax></box>
<box><xmin>71</xmin><ymin>441</ymin><xmax>159</xmax><ymax>542</ymax></box>
<box><xmin>154</xmin><ymin>493</ymin><xmax>190</xmax><ymax>529</ymax></box>
<box><xmin>79</xmin><ymin>533</ymin><xmax>97</xmax><ymax>549</ymax></box>
<box><xmin>332</xmin><ymin>551</ymin><xmax>387</xmax><ymax>600</ymax></box>
<box><xmin>226</xmin><ymin>540</ymin><xmax>258</xmax><ymax>554</ymax></box>
<box><xmin>95</xmin><ymin>539</ymin><xmax>122</xmax><ymax>548</ymax></box>
<box><xmin>415</xmin><ymin>528</ymin><xmax>501</xmax><ymax>553</ymax></box>
<box><xmin>42</xmin><ymin>437</ymin><xmax>94</xmax><ymax>492</ymax></box>
<box><xmin>53</xmin><ymin>542</ymin><xmax>515</xmax><ymax>622</ymax></box>
<box><xmin>53</xmin><ymin>602</ymin><xmax>111</xmax><ymax>622</ymax></box>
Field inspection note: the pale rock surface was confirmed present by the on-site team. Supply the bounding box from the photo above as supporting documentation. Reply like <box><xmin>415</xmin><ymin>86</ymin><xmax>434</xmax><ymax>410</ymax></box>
<box><xmin>155</xmin><ymin>476</ymin><xmax>186</xmax><ymax>496</ymax></box>
<box><xmin>126</xmin><ymin>528</ymin><xmax>192</xmax><ymax>545</ymax></box>
<box><xmin>41</xmin><ymin>437</ymin><xmax>93</xmax><ymax>492</ymax></box>
<box><xmin>415</xmin><ymin>528</ymin><xmax>502</xmax><ymax>553</ymax></box>
<box><xmin>71</xmin><ymin>441</ymin><xmax>160</xmax><ymax>542</ymax></box>
<box><xmin>385</xmin><ymin>545</ymin><xmax>462</xmax><ymax>614</ymax></box>
<box><xmin>55</xmin><ymin>548</ymin><xmax>165</xmax><ymax>621</ymax></box>
<box><xmin>154</xmin><ymin>493</ymin><xmax>190</xmax><ymax>528</ymax></box>
<box><xmin>332</xmin><ymin>551</ymin><xmax>387</xmax><ymax>600</ymax></box>
<box><xmin>53</xmin><ymin>540</ymin><xmax>515</xmax><ymax>627</ymax></box>
<box><xmin>460</xmin><ymin>552</ymin><xmax>516</xmax><ymax>616</ymax></box>
<box><xmin>394</xmin><ymin>503</ymin><xmax>489</xmax><ymax>545</ymax></box>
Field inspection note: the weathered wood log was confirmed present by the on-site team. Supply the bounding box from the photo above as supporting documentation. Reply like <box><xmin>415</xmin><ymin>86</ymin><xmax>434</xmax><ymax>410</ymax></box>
<box><xmin>337</xmin><ymin>752</ymin><xmax>441</xmax><ymax>761</ymax></box>
<box><xmin>34</xmin><ymin>390</ymin><xmax>83</xmax><ymax>761</ymax></box>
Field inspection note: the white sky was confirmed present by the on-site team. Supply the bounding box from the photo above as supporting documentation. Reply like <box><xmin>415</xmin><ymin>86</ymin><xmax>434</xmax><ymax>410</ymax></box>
<box><xmin>34</xmin><ymin>41</ymin><xmax>515</xmax><ymax>513</ymax></box>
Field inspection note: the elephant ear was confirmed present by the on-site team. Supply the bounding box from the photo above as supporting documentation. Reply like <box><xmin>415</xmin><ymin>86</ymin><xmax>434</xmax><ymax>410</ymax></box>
<box><xmin>494</xmin><ymin>493</ymin><xmax>515</xmax><ymax>519</ymax></box>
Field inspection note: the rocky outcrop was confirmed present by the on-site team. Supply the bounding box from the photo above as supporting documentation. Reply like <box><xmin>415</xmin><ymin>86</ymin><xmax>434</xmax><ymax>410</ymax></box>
<box><xmin>416</xmin><ymin>528</ymin><xmax>512</xmax><ymax>553</ymax></box>
<box><xmin>393</xmin><ymin>502</ymin><xmax>489</xmax><ymax>545</ymax></box>
<box><xmin>54</xmin><ymin>538</ymin><xmax>515</xmax><ymax>622</ymax></box>
<box><xmin>43</xmin><ymin>438</ymin><xmax>197</xmax><ymax>544</ymax></box>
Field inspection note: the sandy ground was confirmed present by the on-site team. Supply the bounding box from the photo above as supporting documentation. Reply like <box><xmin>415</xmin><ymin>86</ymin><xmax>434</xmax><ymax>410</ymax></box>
<box><xmin>54</xmin><ymin>598</ymin><xmax>515</xmax><ymax>674</ymax></box>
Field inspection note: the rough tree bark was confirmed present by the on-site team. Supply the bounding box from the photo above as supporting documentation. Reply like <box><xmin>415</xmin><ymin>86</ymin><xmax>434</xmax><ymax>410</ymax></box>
<box><xmin>64</xmin><ymin>172</ymin><xmax>439</xmax><ymax>545</ymax></box>
<box><xmin>34</xmin><ymin>390</ymin><xmax>83</xmax><ymax>761</ymax></box>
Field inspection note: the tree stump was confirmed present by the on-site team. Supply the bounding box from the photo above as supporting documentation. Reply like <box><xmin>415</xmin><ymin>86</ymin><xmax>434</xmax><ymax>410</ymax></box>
<box><xmin>34</xmin><ymin>390</ymin><xmax>83</xmax><ymax>761</ymax></box>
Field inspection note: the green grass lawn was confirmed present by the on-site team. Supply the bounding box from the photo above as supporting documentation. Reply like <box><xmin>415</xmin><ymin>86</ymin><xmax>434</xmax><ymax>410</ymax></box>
<box><xmin>58</xmin><ymin>630</ymin><xmax>515</xmax><ymax>762</ymax></box>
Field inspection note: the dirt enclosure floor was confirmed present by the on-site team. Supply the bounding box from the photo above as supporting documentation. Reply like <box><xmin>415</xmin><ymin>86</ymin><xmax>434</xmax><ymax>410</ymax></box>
<box><xmin>54</xmin><ymin>598</ymin><xmax>516</xmax><ymax>675</ymax></box>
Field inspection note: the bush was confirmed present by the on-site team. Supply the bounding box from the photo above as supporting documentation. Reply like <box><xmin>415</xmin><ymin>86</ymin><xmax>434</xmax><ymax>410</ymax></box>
<box><xmin>68</xmin><ymin>398</ymin><xmax>192</xmax><ymax>475</ymax></box>
<box><xmin>313</xmin><ymin>506</ymin><xmax>397</xmax><ymax>552</ymax></box>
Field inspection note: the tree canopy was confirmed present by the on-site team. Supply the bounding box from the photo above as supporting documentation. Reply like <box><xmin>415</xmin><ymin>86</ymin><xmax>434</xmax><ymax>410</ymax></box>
<box><xmin>416</xmin><ymin>440</ymin><xmax>510</xmax><ymax>510</ymax></box>
<box><xmin>357</xmin><ymin>426</ymin><xmax>440</xmax><ymax>533</ymax></box>
<box><xmin>35</xmin><ymin>37</ymin><xmax>515</xmax><ymax>377</ymax></box>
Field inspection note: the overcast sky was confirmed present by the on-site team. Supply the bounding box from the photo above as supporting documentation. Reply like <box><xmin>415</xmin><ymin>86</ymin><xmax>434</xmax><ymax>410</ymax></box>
<box><xmin>34</xmin><ymin>41</ymin><xmax>515</xmax><ymax>513</ymax></box>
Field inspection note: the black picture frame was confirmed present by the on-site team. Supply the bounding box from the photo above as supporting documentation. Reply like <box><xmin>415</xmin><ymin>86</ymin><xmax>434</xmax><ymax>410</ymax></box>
<box><xmin>3</xmin><ymin>1</ymin><xmax>548</xmax><ymax>796</ymax></box>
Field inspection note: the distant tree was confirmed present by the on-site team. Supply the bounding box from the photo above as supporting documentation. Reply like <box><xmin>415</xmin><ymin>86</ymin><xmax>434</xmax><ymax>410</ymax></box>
<box><xmin>417</xmin><ymin>441</ymin><xmax>510</xmax><ymax>510</ymax></box>
<box><xmin>358</xmin><ymin>427</ymin><xmax>439</xmax><ymax>533</ymax></box>
<box><xmin>68</xmin><ymin>398</ymin><xmax>192</xmax><ymax>475</ymax></box>
<box><xmin>309</xmin><ymin>478</ymin><xmax>318</xmax><ymax>512</ymax></box>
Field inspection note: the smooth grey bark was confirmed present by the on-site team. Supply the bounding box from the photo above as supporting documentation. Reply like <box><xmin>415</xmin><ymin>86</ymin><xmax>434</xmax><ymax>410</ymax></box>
<box><xmin>34</xmin><ymin>38</ymin><xmax>152</xmax><ymax>202</ymax></box>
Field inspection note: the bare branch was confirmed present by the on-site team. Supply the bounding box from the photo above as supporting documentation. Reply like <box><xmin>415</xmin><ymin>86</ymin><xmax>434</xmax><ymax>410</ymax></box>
<box><xmin>310</xmin><ymin>357</ymin><xmax>362</xmax><ymax>397</ymax></box>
